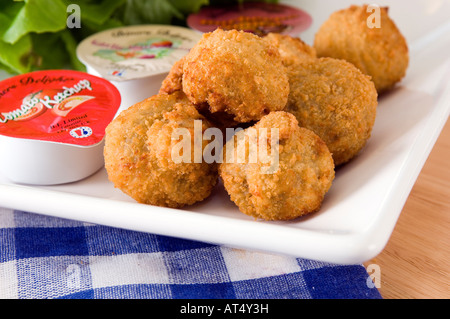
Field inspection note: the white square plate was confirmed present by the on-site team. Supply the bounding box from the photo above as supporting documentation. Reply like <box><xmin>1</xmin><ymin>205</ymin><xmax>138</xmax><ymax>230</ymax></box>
<box><xmin>1</xmin><ymin>0</ymin><xmax>449</xmax><ymax>264</ymax></box>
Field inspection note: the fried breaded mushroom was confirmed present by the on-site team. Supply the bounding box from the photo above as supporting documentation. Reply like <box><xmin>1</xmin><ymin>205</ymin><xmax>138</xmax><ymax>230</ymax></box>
<box><xmin>314</xmin><ymin>5</ymin><xmax>409</xmax><ymax>93</ymax></box>
<box><xmin>160</xmin><ymin>56</ymin><xmax>241</xmax><ymax>129</ymax></box>
<box><xmin>104</xmin><ymin>92</ymin><xmax>218</xmax><ymax>208</ymax></box>
<box><xmin>263</xmin><ymin>32</ymin><xmax>317</xmax><ymax>68</ymax></box>
<box><xmin>219</xmin><ymin>111</ymin><xmax>335</xmax><ymax>221</ymax></box>
<box><xmin>182</xmin><ymin>28</ymin><xmax>290</xmax><ymax>123</ymax></box>
<box><xmin>286</xmin><ymin>57</ymin><xmax>377</xmax><ymax>166</ymax></box>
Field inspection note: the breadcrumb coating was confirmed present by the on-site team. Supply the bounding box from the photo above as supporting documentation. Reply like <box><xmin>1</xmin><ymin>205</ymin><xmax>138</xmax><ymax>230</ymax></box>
<box><xmin>104</xmin><ymin>92</ymin><xmax>218</xmax><ymax>208</ymax></box>
<box><xmin>159</xmin><ymin>56</ymin><xmax>185</xmax><ymax>95</ymax></box>
<box><xmin>314</xmin><ymin>5</ymin><xmax>409</xmax><ymax>93</ymax></box>
<box><xmin>263</xmin><ymin>32</ymin><xmax>317</xmax><ymax>68</ymax></box>
<box><xmin>286</xmin><ymin>57</ymin><xmax>378</xmax><ymax>166</ymax></box>
<box><xmin>219</xmin><ymin>111</ymin><xmax>335</xmax><ymax>221</ymax></box>
<box><xmin>182</xmin><ymin>29</ymin><xmax>289</xmax><ymax>123</ymax></box>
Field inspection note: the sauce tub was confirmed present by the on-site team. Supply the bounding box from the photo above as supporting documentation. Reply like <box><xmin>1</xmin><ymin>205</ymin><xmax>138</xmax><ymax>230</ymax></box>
<box><xmin>0</xmin><ymin>70</ymin><xmax>121</xmax><ymax>185</ymax></box>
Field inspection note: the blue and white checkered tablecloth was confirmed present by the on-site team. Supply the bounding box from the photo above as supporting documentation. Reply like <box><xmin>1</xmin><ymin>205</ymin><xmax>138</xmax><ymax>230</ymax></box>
<box><xmin>0</xmin><ymin>208</ymin><xmax>381</xmax><ymax>299</ymax></box>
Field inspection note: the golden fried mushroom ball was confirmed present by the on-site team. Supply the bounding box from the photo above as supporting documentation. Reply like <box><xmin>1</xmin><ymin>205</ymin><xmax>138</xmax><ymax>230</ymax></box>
<box><xmin>263</xmin><ymin>32</ymin><xmax>317</xmax><ymax>68</ymax></box>
<box><xmin>104</xmin><ymin>92</ymin><xmax>218</xmax><ymax>208</ymax></box>
<box><xmin>314</xmin><ymin>5</ymin><xmax>409</xmax><ymax>93</ymax></box>
<box><xmin>159</xmin><ymin>56</ymin><xmax>185</xmax><ymax>95</ymax></box>
<box><xmin>160</xmin><ymin>56</ymin><xmax>241</xmax><ymax>129</ymax></box>
<box><xmin>219</xmin><ymin>111</ymin><xmax>335</xmax><ymax>221</ymax></box>
<box><xmin>182</xmin><ymin>29</ymin><xmax>290</xmax><ymax>123</ymax></box>
<box><xmin>286</xmin><ymin>57</ymin><xmax>378</xmax><ymax>166</ymax></box>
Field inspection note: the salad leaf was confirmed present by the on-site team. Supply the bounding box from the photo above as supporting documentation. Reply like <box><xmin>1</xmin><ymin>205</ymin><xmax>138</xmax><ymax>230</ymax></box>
<box><xmin>61</xmin><ymin>0</ymin><xmax>126</xmax><ymax>26</ymax></box>
<box><xmin>30</xmin><ymin>32</ymin><xmax>67</xmax><ymax>70</ymax></box>
<box><xmin>2</xmin><ymin>0</ymin><xmax>67</xmax><ymax>44</ymax></box>
<box><xmin>0</xmin><ymin>9</ymin><xmax>32</xmax><ymax>74</ymax></box>
<box><xmin>169</xmin><ymin>0</ymin><xmax>209</xmax><ymax>15</ymax></box>
<box><xmin>121</xmin><ymin>0</ymin><xmax>184</xmax><ymax>25</ymax></box>
<box><xmin>0</xmin><ymin>2</ymin><xmax>24</xmax><ymax>38</ymax></box>
<box><xmin>59</xmin><ymin>30</ymin><xmax>87</xmax><ymax>72</ymax></box>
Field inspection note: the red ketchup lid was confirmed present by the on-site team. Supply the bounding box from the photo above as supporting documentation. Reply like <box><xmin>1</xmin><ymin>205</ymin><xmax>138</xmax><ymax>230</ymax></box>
<box><xmin>0</xmin><ymin>70</ymin><xmax>121</xmax><ymax>147</ymax></box>
<box><xmin>187</xmin><ymin>2</ymin><xmax>312</xmax><ymax>36</ymax></box>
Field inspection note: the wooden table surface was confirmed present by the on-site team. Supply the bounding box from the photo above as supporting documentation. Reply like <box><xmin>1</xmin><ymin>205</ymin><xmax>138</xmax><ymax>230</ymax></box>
<box><xmin>364</xmin><ymin>118</ymin><xmax>450</xmax><ymax>299</ymax></box>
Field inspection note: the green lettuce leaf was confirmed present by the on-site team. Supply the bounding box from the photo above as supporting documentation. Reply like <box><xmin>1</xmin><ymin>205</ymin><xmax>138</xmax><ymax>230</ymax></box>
<box><xmin>61</xmin><ymin>0</ymin><xmax>126</xmax><ymax>26</ymax></box>
<box><xmin>0</xmin><ymin>9</ymin><xmax>32</xmax><ymax>74</ymax></box>
<box><xmin>169</xmin><ymin>0</ymin><xmax>209</xmax><ymax>15</ymax></box>
<box><xmin>0</xmin><ymin>33</ymin><xmax>32</xmax><ymax>74</ymax></box>
<box><xmin>29</xmin><ymin>32</ymin><xmax>67</xmax><ymax>70</ymax></box>
<box><xmin>2</xmin><ymin>0</ymin><xmax>67</xmax><ymax>44</ymax></box>
<box><xmin>59</xmin><ymin>29</ymin><xmax>88</xmax><ymax>71</ymax></box>
<box><xmin>120</xmin><ymin>0</ymin><xmax>184</xmax><ymax>25</ymax></box>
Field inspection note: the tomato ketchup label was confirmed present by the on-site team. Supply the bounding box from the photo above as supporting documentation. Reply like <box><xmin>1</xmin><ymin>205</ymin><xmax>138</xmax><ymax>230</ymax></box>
<box><xmin>0</xmin><ymin>70</ymin><xmax>121</xmax><ymax>146</ymax></box>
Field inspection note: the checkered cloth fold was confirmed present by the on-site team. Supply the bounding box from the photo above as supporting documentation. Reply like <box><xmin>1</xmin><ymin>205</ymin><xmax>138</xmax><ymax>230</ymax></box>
<box><xmin>0</xmin><ymin>208</ymin><xmax>381</xmax><ymax>299</ymax></box>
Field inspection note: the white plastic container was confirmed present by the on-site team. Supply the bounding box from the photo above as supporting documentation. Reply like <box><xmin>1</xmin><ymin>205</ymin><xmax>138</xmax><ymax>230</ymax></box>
<box><xmin>0</xmin><ymin>70</ymin><xmax>121</xmax><ymax>185</ymax></box>
<box><xmin>0</xmin><ymin>135</ymin><xmax>105</xmax><ymax>185</ymax></box>
<box><xmin>76</xmin><ymin>24</ymin><xmax>202</xmax><ymax>114</ymax></box>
